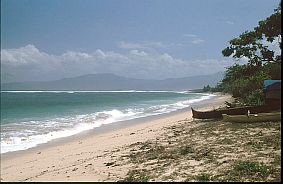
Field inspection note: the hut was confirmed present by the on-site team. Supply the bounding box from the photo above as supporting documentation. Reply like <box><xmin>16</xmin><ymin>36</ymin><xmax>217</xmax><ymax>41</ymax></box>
<box><xmin>263</xmin><ymin>80</ymin><xmax>281</xmax><ymax>109</ymax></box>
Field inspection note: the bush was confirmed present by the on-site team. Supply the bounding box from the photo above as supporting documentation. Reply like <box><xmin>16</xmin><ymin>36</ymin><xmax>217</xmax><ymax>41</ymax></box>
<box><xmin>122</xmin><ymin>170</ymin><xmax>150</xmax><ymax>182</ymax></box>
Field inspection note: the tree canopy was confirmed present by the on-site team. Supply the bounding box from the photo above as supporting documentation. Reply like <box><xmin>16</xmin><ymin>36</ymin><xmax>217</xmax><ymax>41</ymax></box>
<box><xmin>222</xmin><ymin>4</ymin><xmax>281</xmax><ymax>67</ymax></box>
<box><xmin>219</xmin><ymin>3</ymin><xmax>281</xmax><ymax>105</ymax></box>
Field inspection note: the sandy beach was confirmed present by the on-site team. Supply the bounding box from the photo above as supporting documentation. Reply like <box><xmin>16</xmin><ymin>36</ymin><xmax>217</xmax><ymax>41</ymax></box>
<box><xmin>2</xmin><ymin>0</ymin><xmax>281</xmax><ymax>182</ymax></box>
<box><xmin>1</xmin><ymin>93</ymin><xmax>280</xmax><ymax>182</ymax></box>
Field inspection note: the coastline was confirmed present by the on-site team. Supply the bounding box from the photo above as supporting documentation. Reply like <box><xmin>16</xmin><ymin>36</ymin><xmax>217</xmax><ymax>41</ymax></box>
<box><xmin>1</xmin><ymin>93</ymin><xmax>233</xmax><ymax>181</ymax></box>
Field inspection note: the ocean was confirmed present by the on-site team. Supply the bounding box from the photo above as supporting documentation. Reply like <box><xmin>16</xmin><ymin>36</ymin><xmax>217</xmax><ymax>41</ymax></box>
<box><xmin>0</xmin><ymin>91</ymin><xmax>215</xmax><ymax>154</ymax></box>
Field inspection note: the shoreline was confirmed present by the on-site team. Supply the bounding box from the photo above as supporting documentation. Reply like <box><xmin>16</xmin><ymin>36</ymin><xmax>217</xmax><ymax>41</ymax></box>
<box><xmin>1</xmin><ymin>91</ymin><xmax>214</xmax><ymax>155</ymax></box>
<box><xmin>1</xmin><ymin>93</ymin><xmax>233</xmax><ymax>181</ymax></box>
<box><xmin>0</xmin><ymin>92</ymin><xmax>220</xmax><ymax>157</ymax></box>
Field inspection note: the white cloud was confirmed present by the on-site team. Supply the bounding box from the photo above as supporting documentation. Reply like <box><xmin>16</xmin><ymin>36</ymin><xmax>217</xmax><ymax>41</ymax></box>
<box><xmin>129</xmin><ymin>50</ymin><xmax>148</xmax><ymax>56</ymax></box>
<box><xmin>119</xmin><ymin>41</ymin><xmax>169</xmax><ymax>49</ymax></box>
<box><xmin>183</xmin><ymin>33</ymin><xmax>205</xmax><ymax>44</ymax></box>
<box><xmin>191</xmin><ymin>39</ymin><xmax>205</xmax><ymax>44</ymax></box>
<box><xmin>62</xmin><ymin>51</ymin><xmax>91</xmax><ymax>61</ymax></box>
<box><xmin>225</xmin><ymin>20</ymin><xmax>235</xmax><ymax>25</ymax></box>
<box><xmin>1</xmin><ymin>44</ymin><xmax>235</xmax><ymax>82</ymax></box>
<box><xmin>1</xmin><ymin>44</ymin><xmax>50</xmax><ymax>65</ymax></box>
<box><xmin>262</xmin><ymin>36</ymin><xmax>281</xmax><ymax>57</ymax></box>
<box><xmin>183</xmin><ymin>34</ymin><xmax>197</xmax><ymax>38</ymax></box>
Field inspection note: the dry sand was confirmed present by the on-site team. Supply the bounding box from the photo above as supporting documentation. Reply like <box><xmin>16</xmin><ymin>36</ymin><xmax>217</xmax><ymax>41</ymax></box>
<box><xmin>0</xmin><ymin>93</ymin><xmax>233</xmax><ymax>181</ymax></box>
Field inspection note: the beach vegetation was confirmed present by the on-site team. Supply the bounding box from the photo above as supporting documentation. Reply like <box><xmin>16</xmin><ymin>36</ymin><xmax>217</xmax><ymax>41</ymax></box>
<box><xmin>202</xmin><ymin>85</ymin><xmax>211</xmax><ymax>92</ymax></box>
<box><xmin>244</xmin><ymin>140</ymin><xmax>264</xmax><ymax>149</ymax></box>
<box><xmin>121</xmin><ymin>169</ymin><xmax>150</xmax><ymax>182</ymax></box>
<box><xmin>222</xmin><ymin>160</ymin><xmax>272</xmax><ymax>181</ymax></box>
<box><xmin>219</xmin><ymin>137</ymin><xmax>234</xmax><ymax>145</ymax></box>
<box><xmin>259</xmin><ymin>134</ymin><xmax>281</xmax><ymax>149</ymax></box>
<box><xmin>121</xmin><ymin>119</ymin><xmax>280</xmax><ymax>182</ymax></box>
<box><xmin>128</xmin><ymin>143</ymin><xmax>168</xmax><ymax>163</ymax></box>
<box><xmin>219</xmin><ymin>3</ymin><xmax>281</xmax><ymax>105</ymax></box>
<box><xmin>179</xmin><ymin>145</ymin><xmax>194</xmax><ymax>155</ymax></box>
<box><xmin>194</xmin><ymin>173</ymin><xmax>211</xmax><ymax>181</ymax></box>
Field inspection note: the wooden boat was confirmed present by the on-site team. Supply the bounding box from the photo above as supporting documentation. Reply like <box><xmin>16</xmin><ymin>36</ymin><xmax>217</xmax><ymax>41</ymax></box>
<box><xmin>222</xmin><ymin>112</ymin><xmax>281</xmax><ymax>123</ymax></box>
<box><xmin>191</xmin><ymin>105</ymin><xmax>280</xmax><ymax>119</ymax></box>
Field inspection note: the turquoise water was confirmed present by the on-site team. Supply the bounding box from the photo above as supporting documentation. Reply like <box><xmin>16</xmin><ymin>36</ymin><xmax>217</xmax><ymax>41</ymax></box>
<box><xmin>1</xmin><ymin>91</ymin><xmax>214</xmax><ymax>153</ymax></box>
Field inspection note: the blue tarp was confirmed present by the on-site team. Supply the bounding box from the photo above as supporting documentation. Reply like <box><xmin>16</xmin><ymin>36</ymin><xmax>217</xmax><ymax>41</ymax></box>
<box><xmin>263</xmin><ymin>80</ymin><xmax>281</xmax><ymax>90</ymax></box>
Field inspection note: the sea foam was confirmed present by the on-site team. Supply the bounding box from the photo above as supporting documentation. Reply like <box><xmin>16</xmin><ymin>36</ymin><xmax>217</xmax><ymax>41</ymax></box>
<box><xmin>1</xmin><ymin>93</ymin><xmax>215</xmax><ymax>154</ymax></box>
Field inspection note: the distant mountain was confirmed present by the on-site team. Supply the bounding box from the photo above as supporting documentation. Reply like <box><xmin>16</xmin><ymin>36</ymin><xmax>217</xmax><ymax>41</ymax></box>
<box><xmin>1</xmin><ymin>72</ymin><xmax>224</xmax><ymax>91</ymax></box>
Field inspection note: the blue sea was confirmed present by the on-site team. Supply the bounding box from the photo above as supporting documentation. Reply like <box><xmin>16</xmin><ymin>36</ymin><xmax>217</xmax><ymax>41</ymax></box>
<box><xmin>0</xmin><ymin>91</ymin><xmax>215</xmax><ymax>154</ymax></box>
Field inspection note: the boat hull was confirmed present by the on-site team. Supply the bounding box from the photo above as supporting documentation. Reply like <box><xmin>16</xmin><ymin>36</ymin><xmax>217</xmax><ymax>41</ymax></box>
<box><xmin>191</xmin><ymin>105</ymin><xmax>280</xmax><ymax>119</ymax></box>
<box><xmin>222</xmin><ymin>112</ymin><xmax>281</xmax><ymax>123</ymax></box>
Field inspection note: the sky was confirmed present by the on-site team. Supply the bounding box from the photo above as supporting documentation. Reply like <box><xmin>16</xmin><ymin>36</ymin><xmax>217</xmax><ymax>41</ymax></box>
<box><xmin>1</xmin><ymin>0</ymin><xmax>280</xmax><ymax>82</ymax></box>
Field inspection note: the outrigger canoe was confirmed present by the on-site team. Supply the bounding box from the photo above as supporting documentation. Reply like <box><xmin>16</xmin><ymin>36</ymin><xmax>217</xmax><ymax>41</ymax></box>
<box><xmin>222</xmin><ymin>112</ymin><xmax>281</xmax><ymax>123</ymax></box>
<box><xmin>191</xmin><ymin>105</ymin><xmax>280</xmax><ymax>119</ymax></box>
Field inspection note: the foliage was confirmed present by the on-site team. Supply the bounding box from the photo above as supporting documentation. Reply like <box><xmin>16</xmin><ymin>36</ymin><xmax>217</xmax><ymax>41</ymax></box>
<box><xmin>179</xmin><ymin>145</ymin><xmax>194</xmax><ymax>155</ymax></box>
<box><xmin>194</xmin><ymin>173</ymin><xmax>211</xmax><ymax>181</ymax></box>
<box><xmin>222</xmin><ymin>4</ymin><xmax>281</xmax><ymax>66</ymax></box>
<box><xmin>220</xmin><ymin>3</ymin><xmax>281</xmax><ymax>105</ymax></box>
<box><xmin>219</xmin><ymin>64</ymin><xmax>270</xmax><ymax>105</ymax></box>
<box><xmin>222</xmin><ymin>160</ymin><xmax>272</xmax><ymax>181</ymax></box>
<box><xmin>122</xmin><ymin>170</ymin><xmax>150</xmax><ymax>182</ymax></box>
<box><xmin>201</xmin><ymin>83</ymin><xmax>223</xmax><ymax>93</ymax></box>
<box><xmin>203</xmin><ymin>85</ymin><xmax>211</xmax><ymax>92</ymax></box>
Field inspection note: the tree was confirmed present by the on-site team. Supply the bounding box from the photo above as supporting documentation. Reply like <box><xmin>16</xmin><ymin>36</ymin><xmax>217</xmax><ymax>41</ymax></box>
<box><xmin>203</xmin><ymin>85</ymin><xmax>211</xmax><ymax>92</ymax></box>
<box><xmin>220</xmin><ymin>3</ymin><xmax>281</xmax><ymax>105</ymax></box>
<box><xmin>222</xmin><ymin>4</ymin><xmax>281</xmax><ymax>67</ymax></box>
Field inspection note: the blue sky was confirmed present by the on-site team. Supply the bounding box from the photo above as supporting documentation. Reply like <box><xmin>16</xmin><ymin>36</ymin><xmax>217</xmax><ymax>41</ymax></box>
<box><xmin>1</xmin><ymin>0</ymin><xmax>280</xmax><ymax>82</ymax></box>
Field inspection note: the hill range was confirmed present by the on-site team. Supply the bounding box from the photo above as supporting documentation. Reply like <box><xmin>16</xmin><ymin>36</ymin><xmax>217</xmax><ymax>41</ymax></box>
<box><xmin>1</xmin><ymin>72</ymin><xmax>224</xmax><ymax>91</ymax></box>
